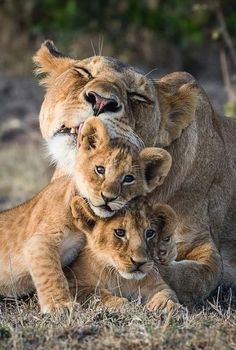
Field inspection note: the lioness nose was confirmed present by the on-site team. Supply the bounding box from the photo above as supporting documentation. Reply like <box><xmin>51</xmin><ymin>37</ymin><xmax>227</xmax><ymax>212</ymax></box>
<box><xmin>101</xmin><ymin>192</ymin><xmax>118</xmax><ymax>203</ymax></box>
<box><xmin>130</xmin><ymin>257</ymin><xmax>147</xmax><ymax>269</ymax></box>
<box><xmin>85</xmin><ymin>91</ymin><xmax>120</xmax><ymax>116</ymax></box>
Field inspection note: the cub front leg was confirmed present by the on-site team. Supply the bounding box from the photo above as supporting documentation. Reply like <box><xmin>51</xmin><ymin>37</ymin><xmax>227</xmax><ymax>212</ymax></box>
<box><xmin>143</xmin><ymin>272</ymin><xmax>180</xmax><ymax>313</ymax></box>
<box><xmin>99</xmin><ymin>289</ymin><xmax>128</xmax><ymax>309</ymax></box>
<box><xmin>158</xmin><ymin>239</ymin><xmax>222</xmax><ymax>305</ymax></box>
<box><xmin>24</xmin><ymin>233</ymin><xmax>72</xmax><ymax>314</ymax></box>
<box><xmin>146</xmin><ymin>289</ymin><xmax>179</xmax><ymax>313</ymax></box>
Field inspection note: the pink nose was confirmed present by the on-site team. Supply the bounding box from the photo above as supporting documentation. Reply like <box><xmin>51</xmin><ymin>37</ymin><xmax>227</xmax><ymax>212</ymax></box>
<box><xmin>85</xmin><ymin>91</ymin><xmax>120</xmax><ymax>115</ymax></box>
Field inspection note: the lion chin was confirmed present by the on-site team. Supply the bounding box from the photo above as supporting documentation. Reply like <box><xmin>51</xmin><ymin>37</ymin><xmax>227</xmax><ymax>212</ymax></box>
<box><xmin>47</xmin><ymin>134</ymin><xmax>77</xmax><ymax>175</ymax></box>
<box><xmin>119</xmin><ymin>271</ymin><xmax>147</xmax><ymax>281</ymax></box>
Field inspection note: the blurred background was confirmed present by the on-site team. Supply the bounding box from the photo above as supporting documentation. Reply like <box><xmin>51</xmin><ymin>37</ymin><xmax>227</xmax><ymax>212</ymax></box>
<box><xmin>0</xmin><ymin>0</ymin><xmax>235</xmax><ymax>210</ymax></box>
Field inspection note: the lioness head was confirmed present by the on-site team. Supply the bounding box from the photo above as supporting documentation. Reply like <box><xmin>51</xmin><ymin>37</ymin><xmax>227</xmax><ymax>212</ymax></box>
<box><xmin>71</xmin><ymin>196</ymin><xmax>177</xmax><ymax>280</ymax></box>
<box><xmin>34</xmin><ymin>41</ymin><xmax>199</xmax><ymax>173</ymax></box>
<box><xmin>75</xmin><ymin>117</ymin><xmax>172</xmax><ymax>217</ymax></box>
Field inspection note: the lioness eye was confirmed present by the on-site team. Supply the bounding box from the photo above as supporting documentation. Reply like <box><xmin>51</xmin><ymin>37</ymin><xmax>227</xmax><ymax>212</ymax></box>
<box><xmin>95</xmin><ymin>165</ymin><xmax>105</xmax><ymax>175</ymax></box>
<box><xmin>114</xmin><ymin>229</ymin><xmax>126</xmax><ymax>238</ymax></box>
<box><xmin>73</xmin><ymin>67</ymin><xmax>92</xmax><ymax>79</ymax></box>
<box><xmin>145</xmin><ymin>229</ymin><xmax>156</xmax><ymax>240</ymax></box>
<box><xmin>123</xmin><ymin>174</ymin><xmax>135</xmax><ymax>184</ymax></box>
<box><xmin>128</xmin><ymin>92</ymin><xmax>152</xmax><ymax>104</ymax></box>
<box><xmin>162</xmin><ymin>236</ymin><xmax>171</xmax><ymax>242</ymax></box>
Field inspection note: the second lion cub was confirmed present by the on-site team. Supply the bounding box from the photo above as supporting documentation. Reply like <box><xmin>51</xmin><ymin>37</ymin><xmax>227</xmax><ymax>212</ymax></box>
<box><xmin>68</xmin><ymin>197</ymin><xmax>179</xmax><ymax>312</ymax></box>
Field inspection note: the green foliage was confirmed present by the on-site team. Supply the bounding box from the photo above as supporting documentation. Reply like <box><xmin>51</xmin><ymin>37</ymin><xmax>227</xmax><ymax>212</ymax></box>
<box><xmin>0</xmin><ymin>0</ymin><xmax>235</xmax><ymax>47</ymax></box>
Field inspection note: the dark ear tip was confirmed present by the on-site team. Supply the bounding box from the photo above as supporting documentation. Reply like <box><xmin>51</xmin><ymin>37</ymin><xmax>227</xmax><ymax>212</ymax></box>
<box><xmin>42</xmin><ymin>40</ymin><xmax>65</xmax><ymax>58</ymax></box>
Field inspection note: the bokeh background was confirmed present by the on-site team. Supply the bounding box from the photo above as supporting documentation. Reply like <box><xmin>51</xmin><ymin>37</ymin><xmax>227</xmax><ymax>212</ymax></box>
<box><xmin>0</xmin><ymin>0</ymin><xmax>235</xmax><ymax>210</ymax></box>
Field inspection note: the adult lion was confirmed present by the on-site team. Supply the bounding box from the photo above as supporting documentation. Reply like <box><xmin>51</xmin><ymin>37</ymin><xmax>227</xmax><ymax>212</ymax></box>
<box><xmin>34</xmin><ymin>40</ymin><xmax>236</xmax><ymax>304</ymax></box>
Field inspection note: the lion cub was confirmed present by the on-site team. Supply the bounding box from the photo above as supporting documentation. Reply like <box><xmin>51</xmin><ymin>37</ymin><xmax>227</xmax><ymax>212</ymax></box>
<box><xmin>68</xmin><ymin>197</ymin><xmax>179</xmax><ymax>312</ymax></box>
<box><xmin>0</xmin><ymin>118</ymin><xmax>172</xmax><ymax>313</ymax></box>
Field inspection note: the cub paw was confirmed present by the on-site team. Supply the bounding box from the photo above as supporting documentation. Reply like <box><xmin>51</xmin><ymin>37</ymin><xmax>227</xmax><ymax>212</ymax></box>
<box><xmin>146</xmin><ymin>292</ymin><xmax>180</xmax><ymax>313</ymax></box>
<box><xmin>103</xmin><ymin>296</ymin><xmax>129</xmax><ymax>309</ymax></box>
<box><xmin>41</xmin><ymin>300</ymin><xmax>74</xmax><ymax>314</ymax></box>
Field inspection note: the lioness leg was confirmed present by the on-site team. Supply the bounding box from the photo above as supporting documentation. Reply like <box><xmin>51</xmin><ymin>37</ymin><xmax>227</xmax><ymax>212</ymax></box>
<box><xmin>24</xmin><ymin>234</ymin><xmax>71</xmax><ymax>313</ymax></box>
<box><xmin>158</xmin><ymin>240</ymin><xmax>222</xmax><ymax>304</ymax></box>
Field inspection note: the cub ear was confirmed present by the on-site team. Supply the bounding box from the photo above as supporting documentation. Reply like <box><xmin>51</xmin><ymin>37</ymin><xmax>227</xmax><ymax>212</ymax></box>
<box><xmin>156</xmin><ymin>72</ymin><xmax>199</xmax><ymax>146</ymax></box>
<box><xmin>33</xmin><ymin>40</ymin><xmax>75</xmax><ymax>86</ymax></box>
<box><xmin>79</xmin><ymin>117</ymin><xmax>110</xmax><ymax>151</ymax></box>
<box><xmin>140</xmin><ymin>148</ymin><xmax>172</xmax><ymax>192</ymax></box>
<box><xmin>70</xmin><ymin>196</ymin><xmax>97</xmax><ymax>234</ymax></box>
<box><xmin>152</xmin><ymin>203</ymin><xmax>178</xmax><ymax>236</ymax></box>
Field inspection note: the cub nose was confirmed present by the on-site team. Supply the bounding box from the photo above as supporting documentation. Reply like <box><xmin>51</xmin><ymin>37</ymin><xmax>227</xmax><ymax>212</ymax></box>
<box><xmin>159</xmin><ymin>249</ymin><xmax>167</xmax><ymax>256</ymax></box>
<box><xmin>130</xmin><ymin>257</ymin><xmax>147</xmax><ymax>270</ymax></box>
<box><xmin>85</xmin><ymin>91</ymin><xmax>120</xmax><ymax>115</ymax></box>
<box><xmin>101</xmin><ymin>192</ymin><xmax>118</xmax><ymax>203</ymax></box>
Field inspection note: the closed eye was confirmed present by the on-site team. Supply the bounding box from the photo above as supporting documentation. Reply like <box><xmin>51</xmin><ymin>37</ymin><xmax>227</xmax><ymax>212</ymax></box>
<box><xmin>73</xmin><ymin>66</ymin><xmax>93</xmax><ymax>79</ymax></box>
<box><xmin>128</xmin><ymin>92</ymin><xmax>153</xmax><ymax>104</ymax></box>
<box><xmin>162</xmin><ymin>236</ymin><xmax>171</xmax><ymax>242</ymax></box>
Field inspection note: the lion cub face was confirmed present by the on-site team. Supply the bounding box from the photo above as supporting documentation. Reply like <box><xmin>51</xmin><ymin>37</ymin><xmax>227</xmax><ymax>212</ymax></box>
<box><xmin>71</xmin><ymin>197</ymin><xmax>177</xmax><ymax>280</ymax></box>
<box><xmin>74</xmin><ymin>117</ymin><xmax>172</xmax><ymax>218</ymax></box>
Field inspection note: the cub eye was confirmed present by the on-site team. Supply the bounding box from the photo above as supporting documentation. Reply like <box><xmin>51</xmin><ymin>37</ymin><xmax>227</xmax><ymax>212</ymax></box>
<box><xmin>95</xmin><ymin>165</ymin><xmax>105</xmax><ymax>175</ymax></box>
<box><xmin>114</xmin><ymin>229</ymin><xmax>126</xmax><ymax>238</ymax></box>
<box><xmin>162</xmin><ymin>236</ymin><xmax>171</xmax><ymax>242</ymax></box>
<box><xmin>123</xmin><ymin>174</ymin><xmax>135</xmax><ymax>184</ymax></box>
<box><xmin>144</xmin><ymin>229</ymin><xmax>156</xmax><ymax>240</ymax></box>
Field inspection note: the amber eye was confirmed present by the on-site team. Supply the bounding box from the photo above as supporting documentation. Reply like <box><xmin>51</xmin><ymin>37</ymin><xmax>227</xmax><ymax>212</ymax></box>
<box><xmin>123</xmin><ymin>174</ymin><xmax>135</xmax><ymax>184</ymax></box>
<box><xmin>162</xmin><ymin>236</ymin><xmax>171</xmax><ymax>242</ymax></box>
<box><xmin>144</xmin><ymin>229</ymin><xmax>156</xmax><ymax>241</ymax></box>
<box><xmin>95</xmin><ymin>165</ymin><xmax>105</xmax><ymax>175</ymax></box>
<box><xmin>114</xmin><ymin>229</ymin><xmax>126</xmax><ymax>238</ymax></box>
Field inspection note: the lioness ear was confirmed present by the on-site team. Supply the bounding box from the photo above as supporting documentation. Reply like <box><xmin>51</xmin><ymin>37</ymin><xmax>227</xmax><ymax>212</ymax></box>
<box><xmin>156</xmin><ymin>72</ymin><xmax>199</xmax><ymax>146</ymax></box>
<box><xmin>79</xmin><ymin>117</ymin><xmax>110</xmax><ymax>151</ymax></box>
<box><xmin>71</xmin><ymin>196</ymin><xmax>96</xmax><ymax>234</ymax></box>
<box><xmin>33</xmin><ymin>40</ymin><xmax>75</xmax><ymax>86</ymax></box>
<box><xmin>140</xmin><ymin>148</ymin><xmax>172</xmax><ymax>192</ymax></box>
<box><xmin>152</xmin><ymin>204</ymin><xmax>178</xmax><ymax>235</ymax></box>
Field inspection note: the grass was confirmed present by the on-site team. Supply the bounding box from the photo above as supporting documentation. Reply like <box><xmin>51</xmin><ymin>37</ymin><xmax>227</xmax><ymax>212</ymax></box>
<box><xmin>1</xmin><ymin>293</ymin><xmax>236</xmax><ymax>350</ymax></box>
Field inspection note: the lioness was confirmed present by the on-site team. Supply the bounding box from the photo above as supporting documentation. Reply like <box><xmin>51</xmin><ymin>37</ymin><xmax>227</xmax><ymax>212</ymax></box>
<box><xmin>34</xmin><ymin>40</ymin><xmax>236</xmax><ymax>304</ymax></box>
<box><xmin>0</xmin><ymin>118</ymin><xmax>171</xmax><ymax>313</ymax></box>
<box><xmin>67</xmin><ymin>196</ymin><xmax>179</xmax><ymax>312</ymax></box>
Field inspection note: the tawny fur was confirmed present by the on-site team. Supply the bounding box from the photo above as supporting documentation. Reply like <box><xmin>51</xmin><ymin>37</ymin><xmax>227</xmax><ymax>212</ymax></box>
<box><xmin>0</xmin><ymin>118</ymin><xmax>171</xmax><ymax>313</ymax></box>
<box><xmin>33</xmin><ymin>41</ymin><xmax>236</xmax><ymax>304</ymax></box>
<box><xmin>67</xmin><ymin>197</ymin><xmax>179</xmax><ymax>312</ymax></box>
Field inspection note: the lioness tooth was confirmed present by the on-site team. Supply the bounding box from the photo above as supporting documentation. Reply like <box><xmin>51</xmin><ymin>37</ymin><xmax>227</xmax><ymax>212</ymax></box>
<box><xmin>70</xmin><ymin>127</ymin><xmax>76</xmax><ymax>134</ymax></box>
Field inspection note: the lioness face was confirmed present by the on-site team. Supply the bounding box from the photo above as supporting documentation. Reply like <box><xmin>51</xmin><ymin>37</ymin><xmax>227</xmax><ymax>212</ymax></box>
<box><xmin>71</xmin><ymin>197</ymin><xmax>178</xmax><ymax>281</ymax></box>
<box><xmin>34</xmin><ymin>41</ymin><xmax>160</xmax><ymax>173</ymax></box>
<box><xmin>74</xmin><ymin>117</ymin><xmax>172</xmax><ymax>218</ymax></box>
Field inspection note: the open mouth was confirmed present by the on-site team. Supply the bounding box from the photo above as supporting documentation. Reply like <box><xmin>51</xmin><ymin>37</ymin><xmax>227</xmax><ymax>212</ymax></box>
<box><xmin>99</xmin><ymin>204</ymin><xmax>114</xmax><ymax>213</ymax></box>
<box><xmin>55</xmin><ymin>123</ymin><xmax>84</xmax><ymax>145</ymax></box>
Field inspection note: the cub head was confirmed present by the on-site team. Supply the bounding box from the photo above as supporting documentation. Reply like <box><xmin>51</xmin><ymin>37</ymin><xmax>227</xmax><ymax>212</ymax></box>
<box><xmin>34</xmin><ymin>41</ymin><xmax>199</xmax><ymax>173</ymax></box>
<box><xmin>148</xmin><ymin>204</ymin><xmax>177</xmax><ymax>265</ymax></box>
<box><xmin>71</xmin><ymin>196</ymin><xmax>178</xmax><ymax>280</ymax></box>
<box><xmin>75</xmin><ymin>117</ymin><xmax>172</xmax><ymax>218</ymax></box>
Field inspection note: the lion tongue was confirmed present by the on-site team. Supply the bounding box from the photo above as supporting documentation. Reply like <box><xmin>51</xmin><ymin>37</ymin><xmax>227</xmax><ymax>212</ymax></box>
<box><xmin>77</xmin><ymin>122</ymin><xmax>84</xmax><ymax>148</ymax></box>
